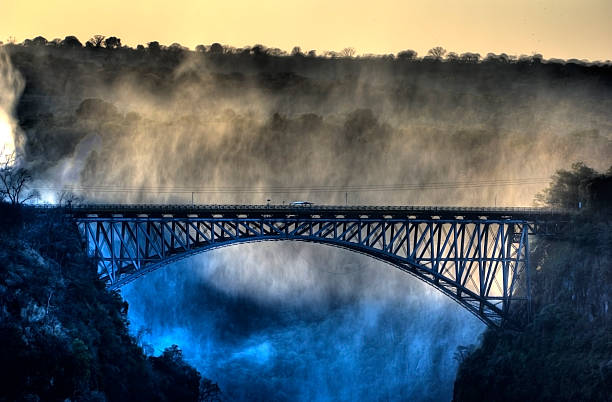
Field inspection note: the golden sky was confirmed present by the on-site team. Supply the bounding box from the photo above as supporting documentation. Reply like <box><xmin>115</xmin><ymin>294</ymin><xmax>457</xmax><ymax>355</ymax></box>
<box><xmin>2</xmin><ymin>0</ymin><xmax>611</xmax><ymax>61</ymax></box>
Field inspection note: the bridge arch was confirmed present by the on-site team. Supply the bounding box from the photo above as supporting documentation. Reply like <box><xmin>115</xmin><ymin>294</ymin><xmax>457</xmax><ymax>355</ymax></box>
<box><xmin>73</xmin><ymin>206</ymin><xmax>545</xmax><ymax>327</ymax></box>
<box><xmin>100</xmin><ymin>237</ymin><xmax>510</xmax><ymax>327</ymax></box>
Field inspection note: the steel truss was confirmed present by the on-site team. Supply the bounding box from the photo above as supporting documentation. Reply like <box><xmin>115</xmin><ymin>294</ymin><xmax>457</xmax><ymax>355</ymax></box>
<box><xmin>76</xmin><ymin>213</ymin><xmax>534</xmax><ymax>327</ymax></box>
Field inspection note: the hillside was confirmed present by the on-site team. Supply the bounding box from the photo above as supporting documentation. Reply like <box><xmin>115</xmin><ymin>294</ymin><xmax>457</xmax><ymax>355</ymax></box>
<box><xmin>3</xmin><ymin>39</ymin><xmax>612</xmax><ymax>206</ymax></box>
<box><xmin>0</xmin><ymin>204</ymin><xmax>220</xmax><ymax>401</ymax></box>
<box><xmin>453</xmin><ymin>164</ymin><xmax>612</xmax><ymax>402</ymax></box>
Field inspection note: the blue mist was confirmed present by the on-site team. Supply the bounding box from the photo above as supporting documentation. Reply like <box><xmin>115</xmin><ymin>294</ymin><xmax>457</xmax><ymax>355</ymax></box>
<box><xmin>121</xmin><ymin>242</ymin><xmax>484</xmax><ymax>401</ymax></box>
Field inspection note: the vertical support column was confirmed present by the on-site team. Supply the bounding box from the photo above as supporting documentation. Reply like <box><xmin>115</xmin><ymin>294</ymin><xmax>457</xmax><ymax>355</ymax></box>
<box><xmin>476</xmin><ymin>223</ymin><xmax>484</xmax><ymax>312</ymax></box>
<box><xmin>120</xmin><ymin>222</ymin><xmax>126</xmax><ymax>269</ymax></box>
<box><xmin>524</xmin><ymin>225</ymin><xmax>532</xmax><ymax>322</ymax></box>
<box><xmin>479</xmin><ymin>223</ymin><xmax>488</xmax><ymax>301</ymax></box>
<box><xmin>457</xmin><ymin>223</ymin><xmax>465</xmax><ymax>297</ymax></box>
<box><xmin>429</xmin><ymin>222</ymin><xmax>435</xmax><ymax>273</ymax></box>
<box><xmin>110</xmin><ymin>220</ymin><xmax>115</xmax><ymax>283</ymax></box>
<box><xmin>435</xmin><ymin>221</ymin><xmax>442</xmax><ymax>277</ymax></box>
<box><xmin>382</xmin><ymin>222</ymin><xmax>387</xmax><ymax>250</ymax></box>
<box><xmin>503</xmin><ymin>223</ymin><xmax>513</xmax><ymax>315</ymax></box>
<box><xmin>161</xmin><ymin>221</ymin><xmax>165</xmax><ymax>257</ymax></box>
<box><xmin>135</xmin><ymin>221</ymin><xmax>140</xmax><ymax>270</ymax></box>
<box><xmin>453</xmin><ymin>222</ymin><xmax>459</xmax><ymax>283</ymax></box>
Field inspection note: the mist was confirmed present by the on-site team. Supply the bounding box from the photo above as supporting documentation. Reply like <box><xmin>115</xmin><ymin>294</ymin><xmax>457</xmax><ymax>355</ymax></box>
<box><xmin>3</xmin><ymin>42</ymin><xmax>611</xmax><ymax>399</ymax></box>
<box><xmin>5</xmin><ymin>44</ymin><xmax>609</xmax><ymax>207</ymax></box>
<box><xmin>122</xmin><ymin>243</ymin><xmax>484</xmax><ymax>401</ymax></box>
<box><xmin>0</xmin><ymin>48</ymin><xmax>24</xmax><ymax>163</ymax></box>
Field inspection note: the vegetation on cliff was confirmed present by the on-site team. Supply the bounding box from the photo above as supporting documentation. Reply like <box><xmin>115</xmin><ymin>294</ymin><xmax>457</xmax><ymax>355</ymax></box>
<box><xmin>0</xmin><ymin>205</ymin><xmax>221</xmax><ymax>401</ymax></box>
<box><xmin>453</xmin><ymin>163</ymin><xmax>612</xmax><ymax>402</ymax></box>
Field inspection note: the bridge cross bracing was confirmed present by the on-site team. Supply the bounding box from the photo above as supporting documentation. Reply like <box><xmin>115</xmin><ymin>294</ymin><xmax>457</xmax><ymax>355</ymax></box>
<box><xmin>71</xmin><ymin>204</ymin><xmax>568</xmax><ymax>327</ymax></box>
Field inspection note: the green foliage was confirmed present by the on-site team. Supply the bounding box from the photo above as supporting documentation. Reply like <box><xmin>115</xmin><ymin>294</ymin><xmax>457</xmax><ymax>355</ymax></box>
<box><xmin>0</xmin><ymin>205</ymin><xmax>218</xmax><ymax>401</ymax></box>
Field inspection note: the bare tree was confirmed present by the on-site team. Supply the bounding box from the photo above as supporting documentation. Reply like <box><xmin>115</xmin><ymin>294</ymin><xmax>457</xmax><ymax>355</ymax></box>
<box><xmin>87</xmin><ymin>35</ymin><xmax>105</xmax><ymax>48</ymax></box>
<box><xmin>340</xmin><ymin>47</ymin><xmax>356</xmax><ymax>58</ymax></box>
<box><xmin>427</xmin><ymin>46</ymin><xmax>447</xmax><ymax>60</ymax></box>
<box><xmin>56</xmin><ymin>190</ymin><xmax>83</xmax><ymax>206</ymax></box>
<box><xmin>0</xmin><ymin>153</ymin><xmax>39</xmax><ymax>204</ymax></box>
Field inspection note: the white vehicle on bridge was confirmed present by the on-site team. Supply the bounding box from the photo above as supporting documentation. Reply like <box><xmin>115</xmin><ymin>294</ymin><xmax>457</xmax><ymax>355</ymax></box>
<box><xmin>290</xmin><ymin>201</ymin><xmax>314</xmax><ymax>206</ymax></box>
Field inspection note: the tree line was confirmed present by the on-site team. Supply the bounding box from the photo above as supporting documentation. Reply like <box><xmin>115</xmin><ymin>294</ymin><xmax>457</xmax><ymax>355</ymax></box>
<box><xmin>3</xmin><ymin>34</ymin><xmax>608</xmax><ymax>66</ymax></box>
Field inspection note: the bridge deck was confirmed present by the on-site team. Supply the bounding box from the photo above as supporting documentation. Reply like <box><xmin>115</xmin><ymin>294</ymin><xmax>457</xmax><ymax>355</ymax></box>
<box><xmin>67</xmin><ymin>204</ymin><xmax>570</xmax><ymax>221</ymax></box>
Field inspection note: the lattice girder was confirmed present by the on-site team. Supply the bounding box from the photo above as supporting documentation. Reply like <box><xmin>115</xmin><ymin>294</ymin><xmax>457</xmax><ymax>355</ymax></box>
<box><xmin>76</xmin><ymin>216</ymin><xmax>531</xmax><ymax>327</ymax></box>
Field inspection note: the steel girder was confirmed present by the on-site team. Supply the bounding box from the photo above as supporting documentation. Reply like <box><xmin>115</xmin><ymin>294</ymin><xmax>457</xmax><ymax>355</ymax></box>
<box><xmin>76</xmin><ymin>216</ymin><xmax>531</xmax><ymax>327</ymax></box>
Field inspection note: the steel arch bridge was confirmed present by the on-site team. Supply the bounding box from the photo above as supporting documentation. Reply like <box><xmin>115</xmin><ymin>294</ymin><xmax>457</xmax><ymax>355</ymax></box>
<box><xmin>70</xmin><ymin>204</ymin><xmax>568</xmax><ymax>327</ymax></box>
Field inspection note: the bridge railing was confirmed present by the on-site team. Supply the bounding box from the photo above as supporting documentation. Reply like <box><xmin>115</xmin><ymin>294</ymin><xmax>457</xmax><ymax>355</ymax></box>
<box><xmin>46</xmin><ymin>203</ymin><xmax>570</xmax><ymax>215</ymax></box>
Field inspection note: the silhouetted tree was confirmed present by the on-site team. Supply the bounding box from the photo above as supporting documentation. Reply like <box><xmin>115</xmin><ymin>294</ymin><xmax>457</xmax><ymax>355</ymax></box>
<box><xmin>251</xmin><ymin>44</ymin><xmax>265</xmax><ymax>56</ymax></box>
<box><xmin>199</xmin><ymin>379</ymin><xmax>222</xmax><ymax>402</ymax></box>
<box><xmin>323</xmin><ymin>50</ymin><xmax>339</xmax><ymax>58</ymax></box>
<box><xmin>397</xmin><ymin>49</ymin><xmax>417</xmax><ymax>60</ymax></box>
<box><xmin>291</xmin><ymin>46</ymin><xmax>303</xmax><ymax>56</ymax></box>
<box><xmin>31</xmin><ymin>36</ymin><xmax>47</xmax><ymax>46</ymax></box>
<box><xmin>460</xmin><ymin>52</ymin><xmax>480</xmax><ymax>63</ymax></box>
<box><xmin>147</xmin><ymin>41</ymin><xmax>161</xmax><ymax>56</ymax></box>
<box><xmin>536</xmin><ymin>162</ymin><xmax>611</xmax><ymax>210</ymax></box>
<box><xmin>87</xmin><ymin>35</ymin><xmax>105</xmax><ymax>48</ymax></box>
<box><xmin>150</xmin><ymin>345</ymin><xmax>201</xmax><ymax>401</ymax></box>
<box><xmin>427</xmin><ymin>46</ymin><xmax>446</xmax><ymax>60</ymax></box>
<box><xmin>104</xmin><ymin>36</ymin><xmax>121</xmax><ymax>49</ymax></box>
<box><xmin>0</xmin><ymin>153</ymin><xmax>39</xmax><ymax>205</ymax></box>
<box><xmin>446</xmin><ymin>52</ymin><xmax>459</xmax><ymax>62</ymax></box>
<box><xmin>60</xmin><ymin>35</ymin><xmax>82</xmax><ymax>48</ymax></box>
<box><xmin>56</xmin><ymin>190</ymin><xmax>83</xmax><ymax>206</ymax></box>
<box><xmin>209</xmin><ymin>43</ymin><xmax>223</xmax><ymax>54</ymax></box>
<box><xmin>168</xmin><ymin>42</ymin><xmax>187</xmax><ymax>53</ymax></box>
<box><xmin>340</xmin><ymin>47</ymin><xmax>356</xmax><ymax>57</ymax></box>
<box><xmin>484</xmin><ymin>53</ymin><xmax>511</xmax><ymax>64</ymax></box>
<box><xmin>267</xmin><ymin>47</ymin><xmax>286</xmax><ymax>57</ymax></box>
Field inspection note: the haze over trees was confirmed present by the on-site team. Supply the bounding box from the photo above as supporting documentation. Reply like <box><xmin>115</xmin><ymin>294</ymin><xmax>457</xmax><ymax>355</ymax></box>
<box><xmin>3</xmin><ymin>34</ymin><xmax>611</xmax><ymax>206</ymax></box>
<box><xmin>0</xmin><ymin>34</ymin><xmax>611</xmax><ymax>400</ymax></box>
